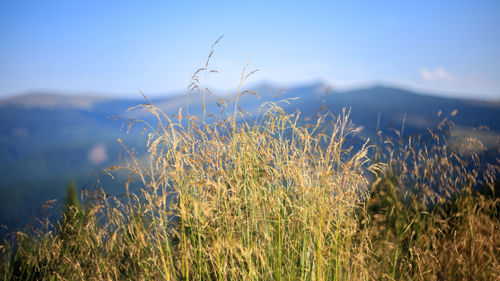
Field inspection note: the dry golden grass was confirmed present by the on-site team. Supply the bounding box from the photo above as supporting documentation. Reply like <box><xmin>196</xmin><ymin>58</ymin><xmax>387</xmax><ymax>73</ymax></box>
<box><xmin>1</xmin><ymin>44</ymin><xmax>499</xmax><ymax>280</ymax></box>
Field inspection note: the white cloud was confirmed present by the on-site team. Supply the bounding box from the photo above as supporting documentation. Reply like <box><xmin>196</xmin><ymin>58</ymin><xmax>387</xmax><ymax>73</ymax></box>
<box><xmin>420</xmin><ymin>67</ymin><xmax>455</xmax><ymax>82</ymax></box>
<box><xmin>88</xmin><ymin>143</ymin><xmax>108</xmax><ymax>165</ymax></box>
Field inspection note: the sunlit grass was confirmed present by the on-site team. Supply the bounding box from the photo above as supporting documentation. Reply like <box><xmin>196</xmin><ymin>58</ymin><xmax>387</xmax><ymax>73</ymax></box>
<box><xmin>1</xmin><ymin>48</ymin><xmax>498</xmax><ymax>280</ymax></box>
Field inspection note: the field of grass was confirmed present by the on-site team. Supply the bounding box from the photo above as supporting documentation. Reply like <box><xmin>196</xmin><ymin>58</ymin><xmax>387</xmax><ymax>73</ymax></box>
<box><xmin>1</xmin><ymin>57</ymin><xmax>499</xmax><ymax>280</ymax></box>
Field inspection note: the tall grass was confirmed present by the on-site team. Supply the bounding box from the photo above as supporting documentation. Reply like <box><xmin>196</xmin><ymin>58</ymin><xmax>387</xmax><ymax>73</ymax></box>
<box><xmin>364</xmin><ymin>114</ymin><xmax>500</xmax><ymax>280</ymax></box>
<box><xmin>1</xmin><ymin>49</ymin><xmax>498</xmax><ymax>280</ymax></box>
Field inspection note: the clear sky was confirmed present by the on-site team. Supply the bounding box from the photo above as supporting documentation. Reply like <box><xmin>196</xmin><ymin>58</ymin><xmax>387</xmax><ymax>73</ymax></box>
<box><xmin>1</xmin><ymin>0</ymin><xmax>499</xmax><ymax>99</ymax></box>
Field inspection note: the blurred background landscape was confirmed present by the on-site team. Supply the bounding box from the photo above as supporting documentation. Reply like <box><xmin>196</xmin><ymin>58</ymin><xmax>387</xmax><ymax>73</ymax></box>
<box><xmin>1</xmin><ymin>0</ymin><xmax>499</xmax><ymax>230</ymax></box>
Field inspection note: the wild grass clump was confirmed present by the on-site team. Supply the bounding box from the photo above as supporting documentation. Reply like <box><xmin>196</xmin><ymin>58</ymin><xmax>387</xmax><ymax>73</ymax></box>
<box><xmin>1</xmin><ymin>47</ymin><xmax>499</xmax><ymax>280</ymax></box>
<box><xmin>1</xmin><ymin>95</ymin><xmax>383</xmax><ymax>280</ymax></box>
<box><xmin>364</xmin><ymin>113</ymin><xmax>500</xmax><ymax>280</ymax></box>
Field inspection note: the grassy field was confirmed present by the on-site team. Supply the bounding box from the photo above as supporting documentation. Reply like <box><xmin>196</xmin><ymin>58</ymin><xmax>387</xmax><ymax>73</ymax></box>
<box><xmin>1</xmin><ymin>59</ymin><xmax>499</xmax><ymax>280</ymax></box>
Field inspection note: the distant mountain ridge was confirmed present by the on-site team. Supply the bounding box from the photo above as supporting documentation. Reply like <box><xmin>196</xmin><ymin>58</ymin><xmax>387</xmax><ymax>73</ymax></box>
<box><xmin>1</xmin><ymin>84</ymin><xmax>499</xmax><ymax>151</ymax></box>
<box><xmin>2</xmin><ymin>84</ymin><xmax>498</xmax><ymax>113</ymax></box>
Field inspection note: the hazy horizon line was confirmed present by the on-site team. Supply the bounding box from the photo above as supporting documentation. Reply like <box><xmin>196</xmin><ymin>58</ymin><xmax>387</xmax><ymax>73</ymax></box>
<box><xmin>1</xmin><ymin>79</ymin><xmax>498</xmax><ymax>102</ymax></box>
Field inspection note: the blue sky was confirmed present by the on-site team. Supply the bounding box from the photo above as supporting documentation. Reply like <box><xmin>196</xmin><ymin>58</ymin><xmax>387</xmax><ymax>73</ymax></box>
<box><xmin>1</xmin><ymin>0</ymin><xmax>499</xmax><ymax>99</ymax></box>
